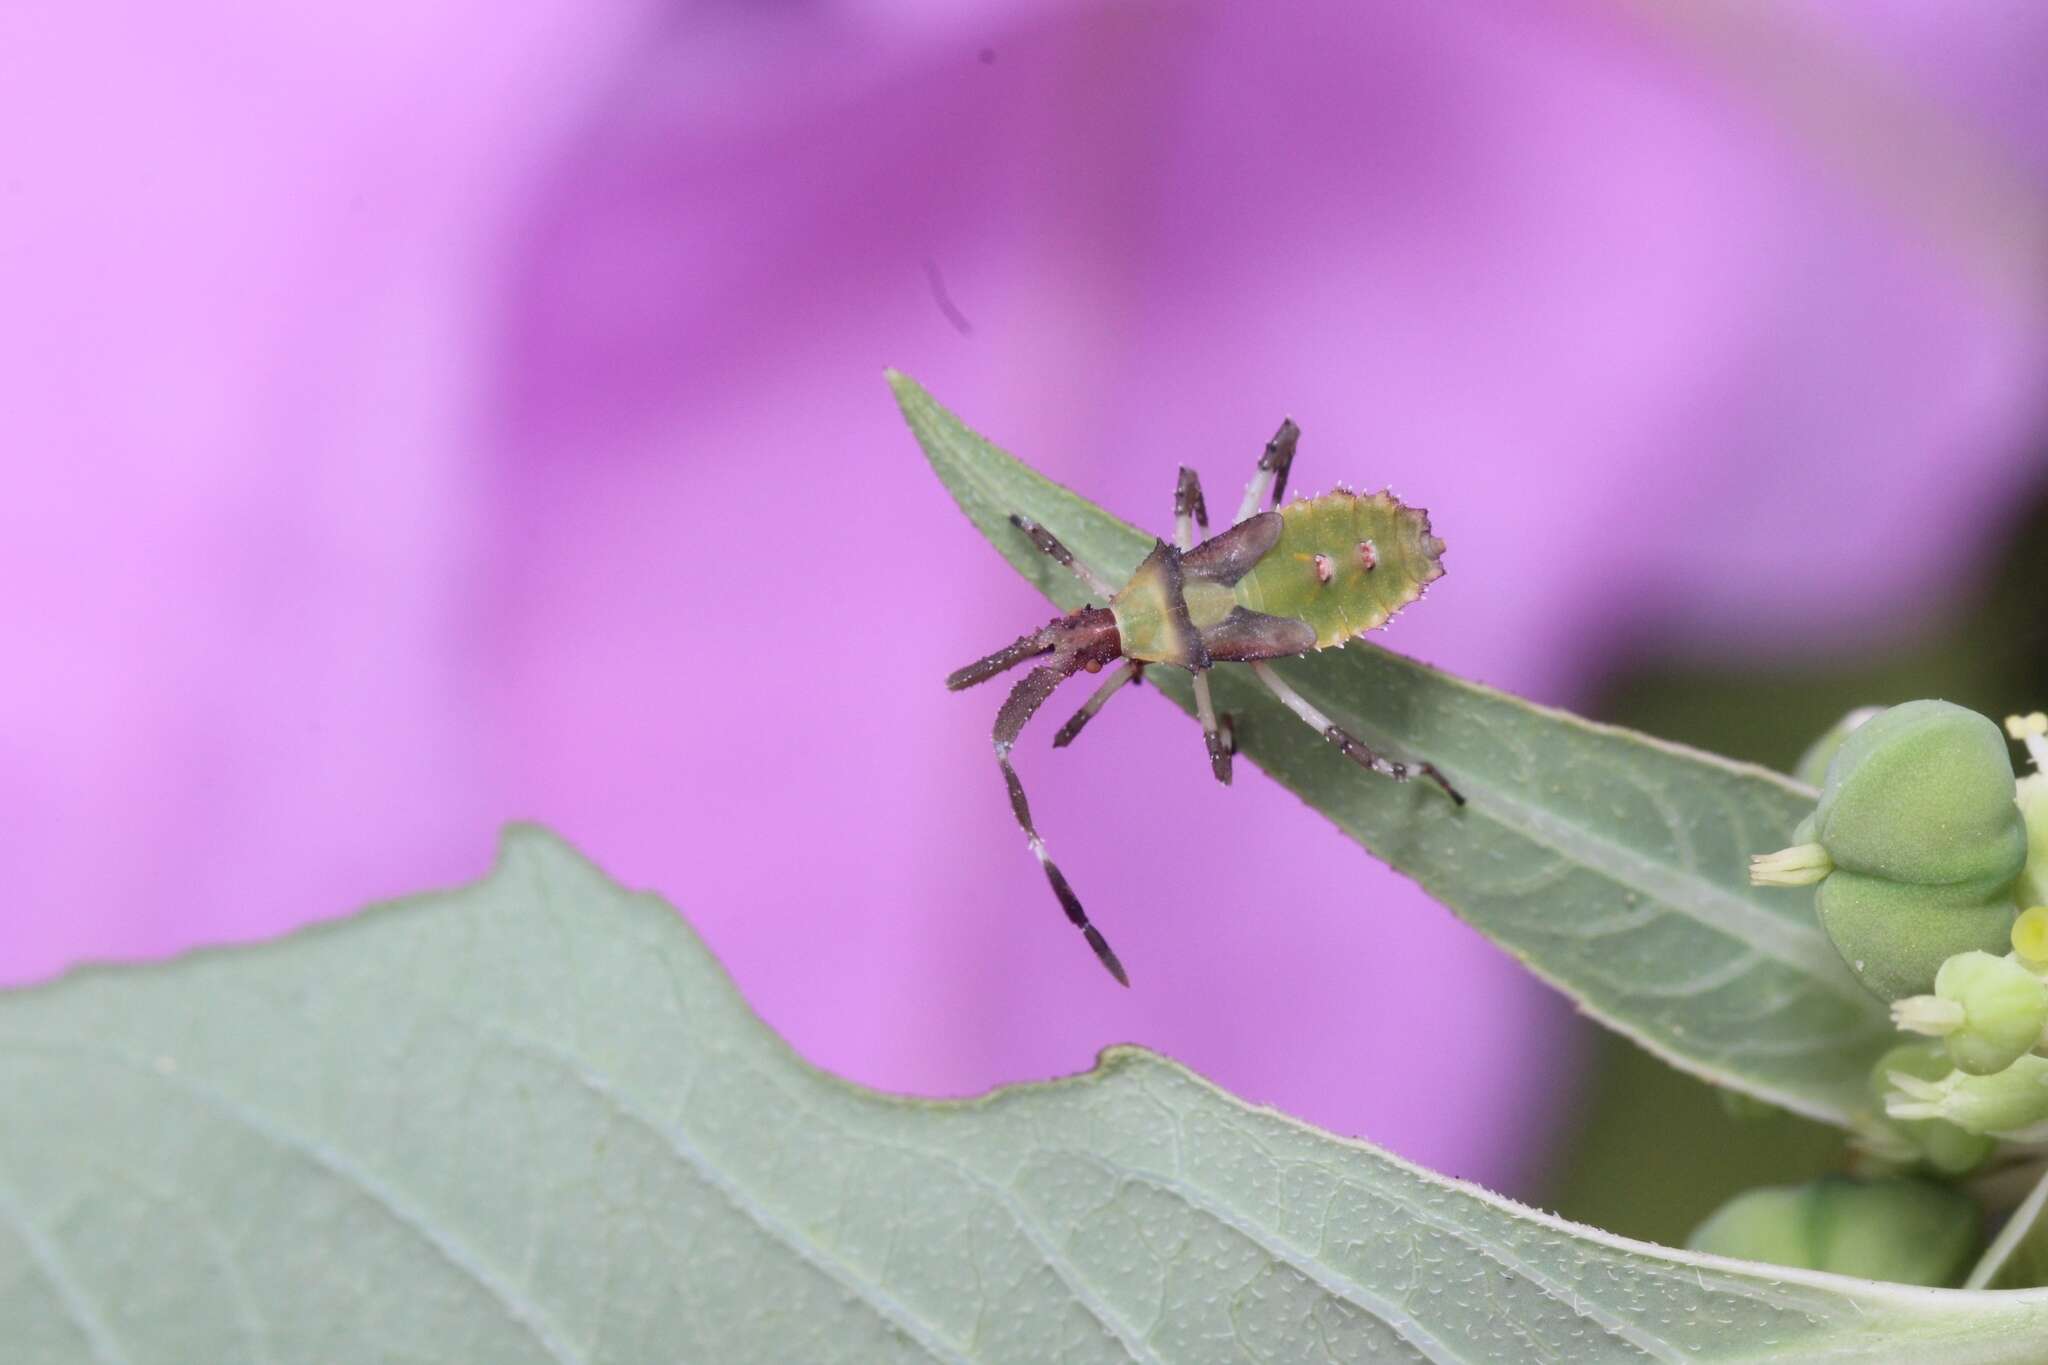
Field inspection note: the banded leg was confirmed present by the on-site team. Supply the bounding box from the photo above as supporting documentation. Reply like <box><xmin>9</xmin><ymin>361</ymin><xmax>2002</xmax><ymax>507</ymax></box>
<box><xmin>1234</xmin><ymin>418</ymin><xmax>1301</xmax><ymax>524</ymax></box>
<box><xmin>1175</xmin><ymin>467</ymin><xmax>1232</xmax><ymax>783</ymax></box>
<box><xmin>1174</xmin><ymin>466</ymin><xmax>1209</xmax><ymax>544</ymax></box>
<box><xmin>994</xmin><ymin>662</ymin><xmax>1131</xmax><ymax>984</ymax></box>
<box><xmin>1249</xmin><ymin>661</ymin><xmax>1464</xmax><ymax>805</ymax></box>
<box><xmin>1052</xmin><ymin>660</ymin><xmax>1143</xmax><ymax>747</ymax></box>
<box><xmin>1010</xmin><ymin>514</ymin><xmax>1116</xmax><ymax>600</ymax></box>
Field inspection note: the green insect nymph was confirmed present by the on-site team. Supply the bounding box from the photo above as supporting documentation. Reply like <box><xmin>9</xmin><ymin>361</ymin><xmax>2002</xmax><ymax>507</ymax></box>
<box><xmin>946</xmin><ymin>419</ymin><xmax>1463</xmax><ymax>985</ymax></box>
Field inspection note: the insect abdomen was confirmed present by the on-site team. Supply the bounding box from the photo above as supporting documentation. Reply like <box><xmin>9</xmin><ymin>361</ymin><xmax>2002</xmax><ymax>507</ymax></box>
<box><xmin>1233</xmin><ymin>491</ymin><xmax>1445</xmax><ymax>649</ymax></box>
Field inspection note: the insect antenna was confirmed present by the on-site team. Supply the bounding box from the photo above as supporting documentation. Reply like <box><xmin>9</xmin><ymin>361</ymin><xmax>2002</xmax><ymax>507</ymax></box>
<box><xmin>1009</xmin><ymin>514</ymin><xmax>1116</xmax><ymax>599</ymax></box>
<box><xmin>946</xmin><ymin>626</ymin><xmax>1056</xmax><ymax>691</ymax></box>
<box><xmin>994</xmin><ymin>660</ymin><xmax>1130</xmax><ymax>985</ymax></box>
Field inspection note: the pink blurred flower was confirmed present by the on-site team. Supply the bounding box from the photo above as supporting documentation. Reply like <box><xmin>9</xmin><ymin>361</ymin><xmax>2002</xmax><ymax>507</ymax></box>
<box><xmin>4</xmin><ymin>0</ymin><xmax>2045</xmax><ymax>1194</ymax></box>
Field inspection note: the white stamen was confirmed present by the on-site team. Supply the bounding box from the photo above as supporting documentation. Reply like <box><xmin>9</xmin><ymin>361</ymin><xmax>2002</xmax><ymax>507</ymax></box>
<box><xmin>1748</xmin><ymin>842</ymin><xmax>1834</xmax><ymax>887</ymax></box>
<box><xmin>1892</xmin><ymin>995</ymin><xmax>1965</xmax><ymax>1036</ymax></box>
<box><xmin>1884</xmin><ymin>1069</ymin><xmax>1950</xmax><ymax>1122</ymax></box>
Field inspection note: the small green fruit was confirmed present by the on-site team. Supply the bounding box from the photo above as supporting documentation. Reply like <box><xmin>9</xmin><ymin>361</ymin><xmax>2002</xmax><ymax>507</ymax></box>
<box><xmin>1685</xmin><ymin>1176</ymin><xmax>1980</xmax><ymax>1286</ymax></box>
<box><xmin>1816</xmin><ymin>874</ymin><xmax>2017</xmax><ymax>1003</ymax></box>
<box><xmin>1756</xmin><ymin>701</ymin><xmax>2029</xmax><ymax>1000</ymax></box>
<box><xmin>1816</xmin><ymin>700</ymin><xmax>2027</xmax><ymax>886</ymax></box>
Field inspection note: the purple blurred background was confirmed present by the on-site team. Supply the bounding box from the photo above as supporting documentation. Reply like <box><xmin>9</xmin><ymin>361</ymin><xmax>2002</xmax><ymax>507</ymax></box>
<box><xmin>5</xmin><ymin>1</ymin><xmax>2047</xmax><ymax>1197</ymax></box>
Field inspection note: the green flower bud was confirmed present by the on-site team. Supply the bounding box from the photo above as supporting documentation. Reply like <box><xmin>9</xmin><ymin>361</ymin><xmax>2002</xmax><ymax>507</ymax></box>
<box><xmin>1863</xmin><ymin>1042</ymin><xmax>1995</xmax><ymax>1176</ymax></box>
<box><xmin>2021</xmin><ymin>803</ymin><xmax>2048</xmax><ymax>908</ymax></box>
<box><xmin>1891</xmin><ymin>950</ymin><xmax>2048</xmax><ymax>1075</ymax></box>
<box><xmin>2014</xmin><ymin>906</ymin><xmax>2048</xmax><ymax>974</ymax></box>
<box><xmin>1815</xmin><ymin>700</ymin><xmax>2026</xmax><ymax>887</ymax></box>
<box><xmin>1885</xmin><ymin>1051</ymin><xmax>2048</xmax><ymax>1138</ymax></box>
<box><xmin>2008</xmin><ymin>714</ymin><xmax>2048</xmax><ymax>910</ymax></box>
<box><xmin>1685</xmin><ymin>1176</ymin><xmax>1981</xmax><ymax>1287</ymax></box>
<box><xmin>1753</xmin><ymin>701</ymin><xmax>2028</xmax><ymax>1000</ymax></box>
<box><xmin>1793</xmin><ymin>706</ymin><xmax>1883</xmax><ymax>790</ymax></box>
<box><xmin>1817</xmin><ymin>874</ymin><xmax>2017</xmax><ymax>1003</ymax></box>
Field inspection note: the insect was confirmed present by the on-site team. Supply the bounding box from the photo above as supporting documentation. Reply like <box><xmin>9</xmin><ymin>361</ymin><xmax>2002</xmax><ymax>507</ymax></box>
<box><xmin>947</xmin><ymin>418</ymin><xmax>1464</xmax><ymax>985</ymax></box>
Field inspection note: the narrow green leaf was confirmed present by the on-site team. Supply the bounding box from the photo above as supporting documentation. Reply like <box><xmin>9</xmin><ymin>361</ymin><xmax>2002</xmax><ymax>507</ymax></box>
<box><xmin>890</xmin><ymin>370</ymin><xmax>1891</xmax><ymax>1127</ymax></box>
<box><xmin>6</xmin><ymin>828</ymin><xmax>2045</xmax><ymax>1361</ymax></box>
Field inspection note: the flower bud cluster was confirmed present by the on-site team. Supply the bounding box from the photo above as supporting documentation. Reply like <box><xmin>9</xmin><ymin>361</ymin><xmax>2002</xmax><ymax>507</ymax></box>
<box><xmin>1747</xmin><ymin>702</ymin><xmax>2048</xmax><ymax>1165</ymax></box>
<box><xmin>1874</xmin><ymin>911</ymin><xmax>2048</xmax><ymax>1146</ymax></box>
<box><xmin>1872</xmin><ymin>716</ymin><xmax>2048</xmax><ymax>1133</ymax></box>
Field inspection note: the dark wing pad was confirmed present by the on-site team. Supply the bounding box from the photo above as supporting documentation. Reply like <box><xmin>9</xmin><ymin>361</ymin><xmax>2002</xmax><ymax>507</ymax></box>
<box><xmin>1201</xmin><ymin>607</ymin><xmax>1318</xmax><ymax>662</ymax></box>
<box><xmin>1181</xmin><ymin>512</ymin><xmax>1283</xmax><ymax>586</ymax></box>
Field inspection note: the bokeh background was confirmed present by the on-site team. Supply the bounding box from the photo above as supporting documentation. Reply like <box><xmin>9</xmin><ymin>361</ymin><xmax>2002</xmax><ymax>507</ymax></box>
<box><xmin>7</xmin><ymin>1</ymin><xmax>2048</xmax><ymax>1238</ymax></box>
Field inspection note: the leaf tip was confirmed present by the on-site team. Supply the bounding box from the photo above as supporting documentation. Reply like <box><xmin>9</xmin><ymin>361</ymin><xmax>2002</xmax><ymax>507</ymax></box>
<box><xmin>883</xmin><ymin>367</ymin><xmax>926</xmax><ymax>407</ymax></box>
<box><xmin>490</xmin><ymin>823</ymin><xmax>610</xmax><ymax>891</ymax></box>
<box><xmin>1092</xmin><ymin>1044</ymin><xmax>1161</xmax><ymax>1078</ymax></box>
<box><xmin>489</xmin><ymin>823</ymin><xmax>554</xmax><ymax>878</ymax></box>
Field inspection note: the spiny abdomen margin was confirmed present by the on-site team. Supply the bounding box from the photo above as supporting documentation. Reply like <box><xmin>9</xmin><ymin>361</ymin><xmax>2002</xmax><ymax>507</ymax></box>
<box><xmin>1232</xmin><ymin>490</ymin><xmax>1445</xmax><ymax>649</ymax></box>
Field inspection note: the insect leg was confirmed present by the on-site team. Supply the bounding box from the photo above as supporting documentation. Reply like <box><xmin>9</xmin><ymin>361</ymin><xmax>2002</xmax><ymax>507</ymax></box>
<box><xmin>1052</xmin><ymin>660</ymin><xmax>1143</xmax><ymax>748</ymax></box>
<box><xmin>1248</xmin><ymin>661</ymin><xmax>1465</xmax><ymax>805</ymax></box>
<box><xmin>1009</xmin><ymin>514</ymin><xmax>1117</xmax><ymax>600</ymax></box>
<box><xmin>1233</xmin><ymin>418</ymin><xmax>1301</xmax><ymax>524</ymax></box>
<box><xmin>994</xmin><ymin>662</ymin><xmax>1131</xmax><ymax>984</ymax></box>
<box><xmin>1174</xmin><ymin>466</ymin><xmax>1210</xmax><ymax>544</ymax></box>
<box><xmin>1172</xmin><ymin>466</ymin><xmax>1231</xmax><ymax>784</ymax></box>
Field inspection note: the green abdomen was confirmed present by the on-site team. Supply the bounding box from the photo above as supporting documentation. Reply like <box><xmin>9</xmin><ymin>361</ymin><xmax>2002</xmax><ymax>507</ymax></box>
<box><xmin>1232</xmin><ymin>491</ymin><xmax>1445</xmax><ymax>649</ymax></box>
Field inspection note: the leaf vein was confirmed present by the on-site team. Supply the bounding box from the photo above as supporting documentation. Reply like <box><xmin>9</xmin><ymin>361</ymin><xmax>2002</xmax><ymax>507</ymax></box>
<box><xmin>1100</xmin><ymin>1164</ymin><xmax>1470</xmax><ymax>1364</ymax></box>
<box><xmin>476</xmin><ymin>1024</ymin><xmax>973</xmax><ymax>1365</ymax></box>
<box><xmin>0</xmin><ymin>1152</ymin><xmax>134</xmax><ymax>1365</ymax></box>
<box><xmin>0</xmin><ymin>1038</ymin><xmax>584</xmax><ymax>1365</ymax></box>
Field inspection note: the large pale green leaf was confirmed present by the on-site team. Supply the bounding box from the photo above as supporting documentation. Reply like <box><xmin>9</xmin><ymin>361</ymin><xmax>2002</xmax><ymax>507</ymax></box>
<box><xmin>6</xmin><ymin>828</ymin><xmax>2046</xmax><ymax>1362</ymax></box>
<box><xmin>890</xmin><ymin>371</ymin><xmax>1890</xmax><ymax>1128</ymax></box>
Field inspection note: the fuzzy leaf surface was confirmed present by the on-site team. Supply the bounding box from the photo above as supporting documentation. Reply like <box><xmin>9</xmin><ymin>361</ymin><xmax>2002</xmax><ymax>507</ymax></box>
<box><xmin>6</xmin><ymin>828</ymin><xmax>2047</xmax><ymax>1362</ymax></box>
<box><xmin>891</xmin><ymin>370</ymin><xmax>1891</xmax><ymax>1127</ymax></box>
